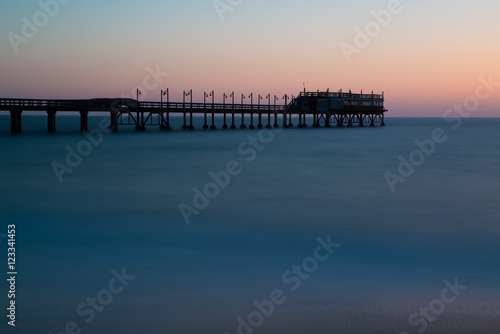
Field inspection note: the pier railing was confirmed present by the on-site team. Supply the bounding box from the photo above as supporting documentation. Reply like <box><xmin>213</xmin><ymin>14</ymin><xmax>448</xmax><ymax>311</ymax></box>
<box><xmin>0</xmin><ymin>98</ymin><xmax>90</xmax><ymax>110</ymax></box>
<box><xmin>298</xmin><ymin>92</ymin><xmax>384</xmax><ymax>100</ymax></box>
<box><xmin>138</xmin><ymin>101</ymin><xmax>285</xmax><ymax>112</ymax></box>
<box><xmin>0</xmin><ymin>98</ymin><xmax>287</xmax><ymax>112</ymax></box>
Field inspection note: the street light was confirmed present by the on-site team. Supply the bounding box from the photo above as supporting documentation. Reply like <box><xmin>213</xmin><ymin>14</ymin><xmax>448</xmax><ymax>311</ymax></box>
<box><xmin>282</xmin><ymin>94</ymin><xmax>289</xmax><ymax>128</ymax></box>
<box><xmin>182</xmin><ymin>90</ymin><xmax>191</xmax><ymax>130</ymax></box>
<box><xmin>186</xmin><ymin>89</ymin><xmax>194</xmax><ymax>130</ymax></box>
<box><xmin>203</xmin><ymin>91</ymin><xmax>209</xmax><ymax>129</ymax></box>
<box><xmin>160</xmin><ymin>89</ymin><xmax>170</xmax><ymax>130</ymax></box>
<box><xmin>258</xmin><ymin>94</ymin><xmax>263</xmax><ymax>128</ymax></box>
<box><xmin>136</xmin><ymin>89</ymin><xmax>144</xmax><ymax>131</ymax></box>
<box><xmin>266</xmin><ymin>94</ymin><xmax>271</xmax><ymax>129</ymax></box>
<box><xmin>204</xmin><ymin>91</ymin><xmax>209</xmax><ymax>108</ymax></box>
<box><xmin>249</xmin><ymin>93</ymin><xmax>254</xmax><ymax>129</ymax></box>
<box><xmin>209</xmin><ymin>90</ymin><xmax>216</xmax><ymax>130</ymax></box>
<box><xmin>230</xmin><ymin>92</ymin><xmax>236</xmax><ymax>129</ymax></box>
<box><xmin>223</xmin><ymin>92</ymin><xmax>228</xmax><ymax>129</ymax></box>
<box><xmin>240</xmin><ymin>94</ymin><xmax>246</xmax><ymax>129</ymax></box>
<box><xmin>273</xmin><ymin>95</ymin><xmax>279</xmax><ymax>128</ymax></box>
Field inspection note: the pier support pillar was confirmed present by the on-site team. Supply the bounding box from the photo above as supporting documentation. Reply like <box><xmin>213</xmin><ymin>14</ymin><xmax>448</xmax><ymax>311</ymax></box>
<box><xmin>160</xmin><ymin>112</ymin><xmax>172</xmax><ymax>131</ymax></box>
<box><xmin>325</xmin><ymin>114</ymin><xmax>331</xmax><ymax>128</ymax></box>
<box><xmin>266</xmin><ymin>113</ymin><xmax>272</xmax><ymax>129</ymax></box>
<box><xmin>223</xmin><ymin>114</ymin><xmax>228</xmax><ymax>129</ymax></box>
<box><xmin>240</xmin><ymin>114</ymin><xmax>246</xmax><ymax>129</ymax></box>
<box><xmin>203</xmin><ymin>113</ymin><xmax>209</xmax><ymax>129</ymax></box>
<box><xmin>210</xmin><ymin>113</ymin><xmax>216</xmax><ymax>130</ymax></box>
<box><xmin>110</xmin><ymin>112</ymin><xmax>118</xmax><ymax>132</ymax></box>
<box><xmin>182</xmin><ymin>113</ymin><xmax>188</xmax><ymax>130</ymax></box>
<box><xmin>249</xmin><ymin>113</ymin><xmax>255</xmax><ymax>129</ymax></box>
<box><xmin>80</xmin><ymin>110</ymin><xmax>89</xmax><ymax>133</ymax></box>
<box><xmin>10</xmin><ymin>109</ymin><xmax>22</xmax><ymax>134</ymax></box>
<box><xmin>258</xmin><ymin>114</ymin><xmax>263</xmax><ymax>128</ymax></box>
<box><xmin>231</xmin><ymin>113</ymin><xmax>236</xmax><ymax>130</ymax></box>
<box><xmin>47</xmin><ymin>110</ymin><xmax>56</xmax><ymax>133</ymax></box>
<box><xmin>134</xmin><ymin>109</ymin><xmax>146</xmax><ymax>131</ymax></box>
<box><xmin>273</xmin><ymin>113</ymin><xmax>279</xmax><ymax>128</ymax></box>
<box><xmin>189</xmin><ymin>112</ymin><xmax>195</xmax><ymax>130</ymax></box>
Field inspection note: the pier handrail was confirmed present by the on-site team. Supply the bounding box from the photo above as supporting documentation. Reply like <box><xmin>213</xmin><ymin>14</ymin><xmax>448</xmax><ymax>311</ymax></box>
<box><xmin>297</xmin><ymin>92</ymin><xmax>384</xmax><ymax>99</ymax></box>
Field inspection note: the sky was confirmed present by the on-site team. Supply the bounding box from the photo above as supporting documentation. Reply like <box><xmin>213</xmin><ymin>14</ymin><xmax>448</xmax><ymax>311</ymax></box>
<box><xmin>0</xmin><ymin>0</ymin><xmax>499</xmax><ymax>117</ymax></box>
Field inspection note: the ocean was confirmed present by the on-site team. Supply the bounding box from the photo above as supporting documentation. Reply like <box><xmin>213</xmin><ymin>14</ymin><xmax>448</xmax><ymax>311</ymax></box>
<box><xmin>0</xmin><ymin>115</ymin><xmax>499</xmax><ymax>333</ymax></box>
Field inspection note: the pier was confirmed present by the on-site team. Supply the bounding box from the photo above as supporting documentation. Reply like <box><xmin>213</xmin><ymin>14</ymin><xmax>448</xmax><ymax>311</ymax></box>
<box><xmin>0</xmin><ymin>90</ymin><xmax>386</xmax><ymax>134</ymax></box>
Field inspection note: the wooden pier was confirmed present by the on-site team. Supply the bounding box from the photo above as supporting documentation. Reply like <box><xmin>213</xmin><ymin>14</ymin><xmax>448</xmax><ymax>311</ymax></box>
<box><xmin>0</xmin><ymin>90</ymin><xmax>386</xmax><ymax>134</ymax></box>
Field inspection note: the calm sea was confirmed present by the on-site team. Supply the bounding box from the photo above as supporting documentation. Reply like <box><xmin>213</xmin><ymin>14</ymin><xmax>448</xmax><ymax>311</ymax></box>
<box><xmin>0</xmin><ymin>115</ymin><xmax>499</xmax><ymax>333</ymax></box>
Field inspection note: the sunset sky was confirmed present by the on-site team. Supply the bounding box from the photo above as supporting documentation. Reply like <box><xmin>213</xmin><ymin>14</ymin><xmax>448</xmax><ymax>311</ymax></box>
<box><xmin>1</xmin><ymin>0</ymin><xmax>499</xmax><ymax>116</ymax></box>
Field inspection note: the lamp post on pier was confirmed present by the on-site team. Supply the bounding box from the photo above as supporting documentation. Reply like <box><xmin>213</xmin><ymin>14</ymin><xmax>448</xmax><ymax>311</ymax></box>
<box><xmin>230</xmin><ymin>92</ymin><xmax>236</xmax><ymax>129</ymax></box>
<box><xmin>266</xmin><ymin>93</ymin><xmax>272</xmax><ymax>129</ymax></box>
<box><xmin>203</xmin><ymin>91</ymin><xmax>209</xmax><ymax>129</ymax></box>
<box><xmin>282</xmin><ymin>94</ymin><xmax>289</xmax><ymax>128</ymax></box>
<box><xmin>240</xmin><ymin>94</ymin><xmax>246</xmax><ymax>129</ymax></box>
<box><xmin>223</xmin><ymin>92</ymin><xmax>228</xmax><ymax>129</ymax></box>
<box><xmin>273</xmin><ymin>95</ymin><xmax>279</xmax><ymax>128</ymax></box>
<box><xmin>182</xmin><ymin>90</ymin><xmax>190</xmax><ymax>130</ymax></box>
<box><xmin>258</xmin><ymin>94</ymin><xmax>263</xmax><ymax>128</ymax></box>
<box><xmin>135</xmin><ymin>89</ymin><xmax>145</xmax><ymax>131</ymax></box>
<box><xmin>249</xmin><ymin>93</ymin><xmax>254</xmax><ymax>129</ymax></box>
<box><xmin>210</xmin><ymin>90</ymin><xmax>216</xmax><ymax>130</ymax></box>
<box><xmin>160</xmin><ymin>89</ymin><xmax>171</xmax><ymax>130</ymax></box>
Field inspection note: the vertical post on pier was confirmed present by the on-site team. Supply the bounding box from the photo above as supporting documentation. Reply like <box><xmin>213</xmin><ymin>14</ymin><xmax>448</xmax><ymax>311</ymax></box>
<box><xmin>203</xmin><ymin>91</ymin><xmax>209</xmax><ymax>130</ymax></box>
<box><xmin>258</xmin><ymin>95</ymin><xmax>263</xmax><ymax>128</ymax></box>
<box><xmin>273</xmin><ymin>95</ymin><xmax>279</xmax><ymax>128</ymax></box>
<box><xmin>182</xmin><ymin>90</ymin><xmax>188</xmax><ymax>130</ymax></box>
<box><xmin>166</xmin><ymin>89</ymin><xmax>171</xmax><ymax>131</ymax></box>
<box><xmin>110</xmin><ymin>111</ymin><xmax>118</xmax><ymax>133</ymax></box>
<box><xmin>313</xmin><ymin>114</ymin><xmax>319</xmax><ymax>128</ymax></box>
<box><xmin>325</xmin><ymin>114</ymin><xmax>331</xmax><ymax>127</ymax></box>
<box><xmin>80</xmin><ymin>110</ymin><xmax>89</xmax><ymax>133</ymax></box>
<box><xmin>211</xmin><ymin>112</ymin><xmax>216</xmax><ymax>130</ymax></box>
<box><xmin>283</xmin><ymin>108</ymin><xmax>288</xmax><ymax>128</ymax></box>
<box><xmin>282</xmin><ymin>94</ymin><xmax>288</xmax><ymax>129</ymax></box>
<box><xmin>47</xmin><ymin>110</ymin><xmax>56</xmax><ymax>133</ymax></box>
<box><xmin>136</xmin><ymin>89</ymin><xmax>142</xmax><ymax>131</ymax></box>
<box><xmin>249</xmin><ymin>93</ymin><xmax>255</xmax><ymax>129</ymax></box>
<box><xmin>230</xmin><ymin>92</ymin><xmax>236</xmax><ymax>130</ymax></box>
<box><xmin>222</xmin><ymin>92</ymin><xmax>227</xmax><ymax>129</ymax></box>
<box><xmin>10</xmin><ymin>109</ymin><xmax>22</xmax><ymax>134</ymax></box>
<box><xmin>266</xmin><ymin>94</ymin><xmax>272</xmax><ymax>129</ymax></box>
<box><xmin>240</xmin><ymin>94</ymin><xmax>246</xmax><ymax>129</ymax></box>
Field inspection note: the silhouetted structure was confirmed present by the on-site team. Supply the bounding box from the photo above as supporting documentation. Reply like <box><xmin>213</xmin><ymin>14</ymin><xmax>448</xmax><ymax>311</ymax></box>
<box><xmin>0</xmin><ymin>90</ymin><xmax>386</xmax><ymax>134</ymax></box>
